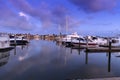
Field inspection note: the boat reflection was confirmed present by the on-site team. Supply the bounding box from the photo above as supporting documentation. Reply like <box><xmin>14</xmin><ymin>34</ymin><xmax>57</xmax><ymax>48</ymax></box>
<box><xmin>13</xmin><ymin>43</ymin><xmax>29</xmax><ymax>56</ymax></box>
<box><xmin>113</xmin><ymin>52</ymin><xmax>120</xmax><ymax>57</ymax></box>
<box><xmin>0</xmin><ymin>51</ymin><xmax>10</xmax><ymax>67</ymax></box>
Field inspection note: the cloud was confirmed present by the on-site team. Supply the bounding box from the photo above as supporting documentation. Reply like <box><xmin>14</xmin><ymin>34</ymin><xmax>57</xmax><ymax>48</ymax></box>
<box><xmin>68</xmin><ymin>0</ymin><xmax>117</xmax><ymax>13</ymax></box>
<box><xmin>9</xmin><ymin>0</ymin><xmax>70</xmax><ymax>28</ymax></box>
<box><xmin>9</xmin><ymin>0</ymin><xmax>33</xmax><ymax>13</ymax></box>
<box><xmin>0</xmin><ymin>0</ymin><xmax>81</xmax><ymax>33</ymax></box>
<box><xmin>19</xmin><ymin>12</ymin><xmax>30</xmax><ymax>21</ymax></box>
<box><xmin>0</xmin><ymin>0</ymin><xmax>36</xmax><ymax>31</ymax></box>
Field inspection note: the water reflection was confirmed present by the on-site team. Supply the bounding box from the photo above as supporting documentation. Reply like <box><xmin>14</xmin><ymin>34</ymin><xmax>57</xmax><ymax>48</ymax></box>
<box><xmin>84</xmin><ymin>51</ymin><xmax>111</xmax><ymax>72</ymax></box>
<box><xmin>0</xmin><ymin>40</ymin><xmax>120</xmax><ymax>80</ymax></box>
<box><xmin>85</xmin><ymin>51</ymin><xmax>88</xmax><ymax>64</ymax></box>
<box><xmin>56</xmin><ymin>42</ymin><xmax>117</xmax><ymax>79</ymax></box>
<box><xmin>0</xmin><ymin>51</ymin><xmax>10</xmax><ymax>67</ymax></box>
<box><xmin>108</xmin><ymin>52</ymin><xmax>111</xmax><ymax>72</ymax></box>
<box><xmin>13</xmin><ymin>44</ymin><xmax>28</xmax><ymax>56</ymax></box>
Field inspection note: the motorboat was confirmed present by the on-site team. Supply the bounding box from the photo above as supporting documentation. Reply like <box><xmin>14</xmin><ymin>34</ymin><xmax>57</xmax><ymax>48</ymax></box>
<box><xmin>71</xmin><ymin>37</ymin><xmax>98</xmax><ymax>48</ymax></box>
<box><xmin>0</xmin><ymin>34</ymin><xmax>14</xmax><ymax>51</ymax></box>
<box><xmin>87</xmin><ymin>36</ymin><xmax>108</xmax><ymax>46</ymax></box>
<box><xmin>10</xmin><ymin>35</ymin><xmax>29</xmax><ymax>45</ymax></box>
<box><xmin>60</xmin><ymin>32</ymin><xmax>80</xmax><ymax>44</ymax></box>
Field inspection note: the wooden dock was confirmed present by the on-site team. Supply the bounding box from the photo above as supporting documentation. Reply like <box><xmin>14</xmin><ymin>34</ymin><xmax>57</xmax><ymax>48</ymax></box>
<box><xmin>75</xmin><ymin>77</ymin><xmax>120</xmax><ymax>80</ymax></box>
<box><xmin>85</xmin><ymin>47</ymin><xmax>120</xmax><ymax>52</ymax></box>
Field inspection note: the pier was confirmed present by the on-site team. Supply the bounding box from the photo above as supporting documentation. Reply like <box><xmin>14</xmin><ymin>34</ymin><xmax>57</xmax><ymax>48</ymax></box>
<box><xmin>70</xmin><ymin>77</ymin><xmax>120</xmax><ymax>80</ymax></box>
<box><xmin>85</xmin><ymin>47</ymin><xmax>120</xmax><ymax>52</ymax></box>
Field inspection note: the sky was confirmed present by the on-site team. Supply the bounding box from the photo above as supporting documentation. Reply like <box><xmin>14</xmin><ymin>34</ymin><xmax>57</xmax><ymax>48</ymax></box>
<box><xmin>0</xmin><ymin>0</ymin><xmax>120</xmax><ymax>35</ymax></box>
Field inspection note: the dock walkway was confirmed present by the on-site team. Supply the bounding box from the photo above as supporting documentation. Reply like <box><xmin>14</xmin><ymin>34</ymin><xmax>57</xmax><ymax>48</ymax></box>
<box><xmin>85</xmin><ymin>47</ymin><xmax>120</xmax><ymax>52</ymax></box>
<box><xmin>71</xmin><ymin>77</ymin><xmax>120</xmax><ymax>80</ymax></box>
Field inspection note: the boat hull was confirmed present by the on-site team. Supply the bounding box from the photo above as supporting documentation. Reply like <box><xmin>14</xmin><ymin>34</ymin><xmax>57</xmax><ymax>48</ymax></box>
<box><xmin>10</xmin><ymin>40</ymin><xmax>29</xmax><ymax>45</ymax></box>
<box><xmin>0</xmin><ymin>47</ymin><xmax>14</xmax><ymax>52</ymax></box>
<box><xmin>72</xmin><ymin>42</ymin><xmax>98</xmax><ymax>48</ymax></box>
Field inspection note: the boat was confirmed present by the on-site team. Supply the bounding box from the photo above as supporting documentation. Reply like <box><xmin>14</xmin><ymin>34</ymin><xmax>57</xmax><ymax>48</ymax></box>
<box><xmin>71</xmin><ymin>37</ymin><xmax>98</xmax><ymax>48</ymax></box>
<box><xmin>10</xmin><ymin>35</ymin><xmax>29</xmax><ymax>45</ymax></box>
<box><xmin>0</xmin><ymin>34</ymin><xmax>14</xmax><ymax>52</ymax></box>
<box><xmin>87</xmin><ymin>36</ymin><xmax>108</xmax><ymax>46</ymax></box>
<box><xmin>60</xmin><ymin>32</ymin><xmax>80</xmax><ymax>45</ymax></box>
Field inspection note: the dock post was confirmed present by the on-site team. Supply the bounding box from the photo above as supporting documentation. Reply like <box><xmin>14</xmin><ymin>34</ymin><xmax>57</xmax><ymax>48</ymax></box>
<box><xmin>79</xmin><ymin>38</ymin><xmax>80</xmax><ymax>48</ymax></box>
<box><xmin>86</xmin><ymin>37</ymin><xmax>88</xmax><ymax>50</ymax></box>
<box><xmin>108</xmin><ymin>51</ymin><xmax>111</xmax><ymax>72</ymax></box>
<box><xmin>108</xmin><ymin>38</ymin><xmax>111</xmax><ymax>72</ymax></box>
<box><xmin>85</xmin><ymin>51</ymin><xmax>88</xmax><ymax>64</ymax></box>
<box><xmin>109</xmin><ymin>39</ymin><xmax>112</xmax><ymax>52</ymax></box>
<box><xmin>78</xmin><ymin>38</ymin><xmax>81</xmax><ymax>54</ymax></box>
<box><xmin>22</xmin><ymin>36</ymin><xmax>23</xmax><ymax>44</ymax></box>
<box><xmin>14</xmin><ymin>34</ymin><xmax>16</xmax><ymax>45</ymax></box>
<box><xmin>71</xmin><ymin>38</ymin><xmax>72</xmax><ymax>46</ymax></box>
<box><xmin>70</xmin><ymin>38</ymin><xmax>73</xmax><ymax>53</ymax></box>
<box><xmin>14</xmin><ymin>45</ymin><xmax>16</xmax><ymax>55</ymax></box>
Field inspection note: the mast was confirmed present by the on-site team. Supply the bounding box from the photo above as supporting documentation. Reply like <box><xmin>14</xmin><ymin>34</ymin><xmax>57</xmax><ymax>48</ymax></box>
<box><xmin>66</xmin><ymin>16</ymin><xmax>68</xmax><ymax>35</ymax></box>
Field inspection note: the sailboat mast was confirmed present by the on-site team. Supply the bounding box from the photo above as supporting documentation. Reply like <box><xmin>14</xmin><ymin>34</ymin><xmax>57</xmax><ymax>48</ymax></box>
<box><xmin>66</xmin><ymin>16</ymin><xmax>68</xmax><ymax>35</ymax></box>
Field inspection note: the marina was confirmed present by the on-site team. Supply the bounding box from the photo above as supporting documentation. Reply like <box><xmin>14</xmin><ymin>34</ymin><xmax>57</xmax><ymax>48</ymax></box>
<box><xmin>1</xmin><ymin>0</ymin><xmax>120</xmax><ymax>80</ymax></box>
<box><xmin>0</xmin><ymin>33</ymin><xmax>120</xmax><ymax>80</ymax></box>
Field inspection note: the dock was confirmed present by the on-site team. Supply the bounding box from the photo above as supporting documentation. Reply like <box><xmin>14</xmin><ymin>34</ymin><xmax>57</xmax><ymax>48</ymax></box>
<box><xmin>85</xmin><ymin>47</ymin><xmax>120</xmax><ymax>52</ymax></box>
<box><xmin>70</xmin><ymin>77</ymin><xmax>120</xmax><ymax>80</ymax></box>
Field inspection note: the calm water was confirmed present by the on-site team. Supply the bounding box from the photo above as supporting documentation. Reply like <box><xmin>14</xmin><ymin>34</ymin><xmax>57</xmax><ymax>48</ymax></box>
<box><xmin>0</xmin><ymin>40</ymin><xmax>120</xmax><ymax>80</ymax></box>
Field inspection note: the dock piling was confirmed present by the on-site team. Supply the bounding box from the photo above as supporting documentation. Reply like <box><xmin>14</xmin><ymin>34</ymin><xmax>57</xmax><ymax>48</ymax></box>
<box><xmin>86</xmin><ymin>37</ymin><xmax>88</xmax><ymax>50</ymax></box>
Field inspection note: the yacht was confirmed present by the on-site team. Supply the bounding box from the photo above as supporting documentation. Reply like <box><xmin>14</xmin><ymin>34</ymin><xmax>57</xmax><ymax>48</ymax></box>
<box><xmin>0</xmin><ymin>34</ymin><xmax>13</xmax><ymax>51</ymax></box>
<box><xmin>10</xmin><ymin>35</ymin><xmax>29</xmax><ymax>45</ymax></box>
<box><xmin>60</xmin><ymin>32</ymin><xmax>80</xmax><ymax>44</ymax></box>
<box><xmin>87</xmin><ymin>36</ymin><xmax>108</xmax><ymax>46</ymax></box>
<box><xmin>60</xmin><ymin>33</ymin><xmax>98</xmax><ymax>48</ymax></box>
<box><xmin>71</xmin><ymin>37</ymin><xmax>98</xmax><ymax>48</ymax></box>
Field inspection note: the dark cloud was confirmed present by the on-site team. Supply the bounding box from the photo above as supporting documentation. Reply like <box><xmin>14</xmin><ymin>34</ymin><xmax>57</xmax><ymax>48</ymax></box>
<box><xmin>69</xmin><ymin>0</ymin><xmax>117</xmax><ymax>13</ymax></box>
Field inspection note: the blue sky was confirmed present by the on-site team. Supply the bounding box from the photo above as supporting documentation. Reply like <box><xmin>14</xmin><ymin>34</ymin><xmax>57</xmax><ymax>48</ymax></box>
<box><xmin>0</xmin><ymin>0</ymin><xmax>120</xmax><ymax>35</ymax></box>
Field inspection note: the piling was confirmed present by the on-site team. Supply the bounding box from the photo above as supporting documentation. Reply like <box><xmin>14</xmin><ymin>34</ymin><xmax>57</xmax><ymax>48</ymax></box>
<box><xmin>86</xmin><ymin>37</ymin><xmax>88</xmax><ymax>50</ymax></box>
<box><xmin>14</xmin><ymin>34</ymin><xmax>16</xmax><ymax>45</ymax></box>
<box><xmin>109</xmin><ymin>39</ymin><xmax>112</xmax><ymax>52</ymax></box>
<box><xmin>85</xmin><ymin>51</ymin><xmax>88</xmax><ymax>64</ymax></box>
<box><xmin>108</xmin><ymin>38</ymin><xmax>111</xmax><ymax>72</ymax></box>
<box><xmin>79</xmin><ymin>38</ymin><xmax>80</xmax><ymax>48</ymax></box>
<box><xmin>108</xmin><ymin>51</ymin><xmax>111</xmax><ymax>72</ymax></box>
<box><xmin>70</xmin><ymin>38</ymin><xmax>73</xmax><ymax>53</ymax></box>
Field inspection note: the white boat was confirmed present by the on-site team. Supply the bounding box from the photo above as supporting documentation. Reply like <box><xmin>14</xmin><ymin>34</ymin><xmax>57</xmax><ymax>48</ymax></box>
<box><xmin>111</xmin><ymin>37</ymin><xmax>120</xmax><ymax>47</ymax></box>
<box><xmin>87</xmin><ymin>36</ymin><xmax>108</xmax><ymax>46</ymax></box>
<box><xmin>71</xmin><ymin>37</ymin><xmax>98</xmax><ymax>48</ymax></box>
<box><xmin>0</xmin><ymin>34</ymin><xmax>13</xmax><ymax>51</ymax></box>
<box><xmin>60</xmin><ymin>32</ymin><xmax>80</xmax><ymax>44</ymax></box>
<box><xmin>10</xmin><ymin>35</ymin><xmax>29</xmax><ymax>45</ymax></box>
